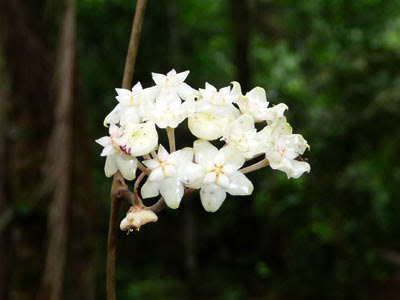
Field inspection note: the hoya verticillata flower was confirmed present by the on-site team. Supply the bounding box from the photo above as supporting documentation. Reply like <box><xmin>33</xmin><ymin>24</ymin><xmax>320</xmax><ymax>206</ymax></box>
<box><xmin>143</xmin><ymin>92</ymin><xmax>195</xmax><ymax>129</ymax></box>
<box><xmin>141</xmin><ymin>145</ymin><xmax>203</xmax><ymax>208</ymax></box>
<box><xmin>222</xmin><ymin>114</ymin><xmax>262</xmax><ymax>159</ymax></box>
<box><xmin>258</xmin><ymin>119</ymin><xmax>310</xmax><ymax>178</ymax></box>
<box><xmin>95</xmin><ymin>124</ymin><xmax>138</xmax><ymax>180</ymax></box>
<box><xmin>194</xmin><ymin>140</ymin><xmax>253</xmax><ymax>212</ymax></box>
<box><xmin>114</xmin><ymin>121</ymin><xmax>158</xmax><ymax>156</ymax></box>
<box><xmin>188</xmin><ymin>83</ymin><xmax>240</xmax><ymax>140</ymax></box>
<box><xmin>231</xmin><ymin>81</ymin><xmax>288</xmax><ymax>123</ymax></box>
<box><xmin>151</xmin><ymin>69</ymin><xmax>197</xmax><ymax>100</ymax></box>
<box><xmin>104</xmin><ymin>82</ymin><xmax>152</xmax><ymax>126</ymax></box>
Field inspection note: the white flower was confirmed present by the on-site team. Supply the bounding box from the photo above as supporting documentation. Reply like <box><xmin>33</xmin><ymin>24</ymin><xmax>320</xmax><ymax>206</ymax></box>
<box><xmin>114</xmin><ymin>121</ymin><xmax>158</xmax><ymax>157</ymax></box>
<box><xmin>222</xmin><ymin>114</ymin><xmax>262</xmax><ymax>159</ymax></box>
<box><xmin>188</xmin><ymin>83</ymin><xmax>240</xmax><ymax>140</ymax></box>
<box><xmin>104</xmin><ymin>82</ymin><xmax>153</xmax><ymax>126</ymax></box>
<box><xmin>95</xmin><ymin>124</ymin><xmax>138</xmax><ymax>180</ymax></box>
<box><xmin>258</xmin><ymin>119</ymin><xmax>310</xmax><ymax>178</ymax></box>
<box><xmin>231</xmin><ymin>81</ymin><xmax>288</xmax><ymax>123</ymax></box>
<box><xmin>194</xmin><ymin>140</ymin><xmax>253</xmax><ymax>212</ymax></box>
<box><xmin>152</xmin><ymin>69</ymin><xmax>197</xmax><ymax>100</ymax></box>
<box><xmin>200</xmin><ymin>82</ymin><xmax>237</xmax><ymax>106</ymax></box>
<box><xmin>188</xmin><ymin>110</ymin><xmax>231</xmax><ymax>140</ymax></box>
<box><xmin>141</xmin><ymin>145</ymin><xmax>204</xmax><ymax>209</ymax></box>
<box><xmin>263</xmin><ymin>103</ymin><xmax>289</xmax><ymax>124</ymax></box>
<box><xmin>143</xmin><ymin>92</ymin><xmax>195</xmax><ymax>129</ymax></box>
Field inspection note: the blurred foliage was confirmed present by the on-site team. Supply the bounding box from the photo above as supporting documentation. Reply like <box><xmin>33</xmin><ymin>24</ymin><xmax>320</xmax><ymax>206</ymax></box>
<box><xmin>3</xmin><ymin>0</ymin><xmax>400</xmax><ymax>299</ymax></box>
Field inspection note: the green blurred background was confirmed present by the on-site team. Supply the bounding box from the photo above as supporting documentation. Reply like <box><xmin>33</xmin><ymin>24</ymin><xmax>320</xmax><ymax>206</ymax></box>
<box><xmin>1</xmin><ymin>0</ymin><xmax>400</xmax><ymax>299</ymax></box>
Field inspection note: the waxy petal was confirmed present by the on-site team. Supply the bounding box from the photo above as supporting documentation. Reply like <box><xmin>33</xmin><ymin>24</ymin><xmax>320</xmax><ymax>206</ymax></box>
<box><xmin>227</xmin><ymin>171</ymin><xmax>253</xmax><ymax>195</ymax></box>
<box><xmin>193</xmin><ymin>140</ymin><xmax>218</xmax><ymax>168</ymax></box>
<box><xmin>160</xmin><ymin>178</ymin><xmax>184</xmax><ymax>209</ymax></box>
<box><xmin>115</xmin><ymin>155</ymin><xmax>137</xmax><ymax>180</ymax></box>
<box><xmin>141</xmin><ymin>180</ymin><xmax>160</xmax><ymax>198</ymax></box>
<box><xmin>200</xmin><ymin>185</ymin><xmax>227</xmax><ymax>212</ymax></box>
<box><xmin>104</xmin><ymin>156</ymin><xmax>118</xmax><ymax>177</ymax></box>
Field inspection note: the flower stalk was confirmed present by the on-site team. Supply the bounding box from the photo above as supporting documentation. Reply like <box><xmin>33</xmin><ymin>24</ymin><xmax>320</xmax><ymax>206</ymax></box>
<box><xmin>240</xmin><ymin>158</ymin><xmax>269</xmax><ymax>174</ymax></box>
<box><xmin>166</xmin><ymin>127</ymin><xmax>176</xmax><ymax>152</ymax></box>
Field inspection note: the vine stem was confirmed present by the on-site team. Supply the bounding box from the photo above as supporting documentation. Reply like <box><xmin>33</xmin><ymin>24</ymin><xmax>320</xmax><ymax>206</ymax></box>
<box><xmin>107</xmin><ymin>1</ymin><xmax>148</xmax><ymax>300</ymax></box>
<box><xmin>166</xmin><ymin>127</ymin><xmax>176</xmax><ymax>152</ymax></box>
<box><xmin>240</xmin><ymin>158</ymin><xmax>269</xmax><ymax>174</ymax></box>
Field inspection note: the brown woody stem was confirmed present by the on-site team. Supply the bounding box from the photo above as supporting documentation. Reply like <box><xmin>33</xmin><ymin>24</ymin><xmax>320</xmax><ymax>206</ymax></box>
<box><xmin>107</xmin><ymin>1</ymin><xmax>148</xmax><ymax>300</ymax></box>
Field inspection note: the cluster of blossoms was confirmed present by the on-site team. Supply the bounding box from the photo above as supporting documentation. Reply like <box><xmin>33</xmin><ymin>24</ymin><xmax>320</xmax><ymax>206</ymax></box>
<box><xmin>97</xmin><ymin>70</ymin><xmax>310</xmax><ymax>230</ymax></box>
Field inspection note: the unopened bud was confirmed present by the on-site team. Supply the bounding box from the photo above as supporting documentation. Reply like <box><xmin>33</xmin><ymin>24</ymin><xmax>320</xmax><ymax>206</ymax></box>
<box><xmin>120</xmin><ymin>206</ymin><xmax>158</xmax><ymax>232</ymax></box>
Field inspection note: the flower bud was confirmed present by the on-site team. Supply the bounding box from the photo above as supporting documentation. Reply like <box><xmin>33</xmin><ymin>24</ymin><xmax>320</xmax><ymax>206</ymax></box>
<box><xmin>120</xmin><ymin>206</ymin><xmax>158</xmax><ymax>232</ymax></box>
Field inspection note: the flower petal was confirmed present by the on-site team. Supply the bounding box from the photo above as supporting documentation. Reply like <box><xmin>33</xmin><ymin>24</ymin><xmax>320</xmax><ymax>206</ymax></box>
<box><xmin>104</xmin><ymin>104</ymin><xmax>121</xmax><ymax>127</ymax></box>
<box><xmin>188</xmin><ymin>111</ymin><xmax>228</xmax><ymax>140</ymax></box>
<box><xmin>203</xmin><ymin>172</ymin><xmax>217</xmax><ymax>184</ymax></box>
<box><xmin>104</xmin><ymin>156</ymin><xmax>117</xmax><ymax>177</ymax></box>
<box><xmin>116</xmin><ymin>122</ymin><xmax>158</xmax><ymax>156</ymax></box>
<box><xmin>115</xmin><ymin>88</ymin><xmax>131</xmax><ymax>96</ymax></box>
<box><xmin>217</xmin><ymin>173</ymin><xmax>230</xmax><ymax>188</ymax></box>
<box><xmin>193</xmin><ymin>140</ymin><xmax>218</xmax><ymax>168</ymax></box>
<box><xmin>141</xmin><ymin>179</ymin><xmax>160</xmax><ymax>198</ymax></box>
<box><xmin>227</xmin><ymin>171</ymin><xmax>253</xmax><ymax>196</ymax></box>
<box><xmin>96</xmin><ymin>136</ymin><xmax>110</xmax><ymax>147</ymax></box>
<box><xmin>178</xmin><ymin>162</ymin><xmax>204</xmax><ymax>188</ymax></box>
<box><xmin>159</xmin><ymin>178</ymin><xmax>184</xmax><ymax>209</ymax></box>
<box><xmin>200</xmin><ymin>185</ymin><xmax>227</xmax><ymax>212</ymax></box>
<box><xmin>148</xmin><ymin>167</ymin><xmax>164</xmax><ymax>181</ymax></box>
<box><xmin>152</xmin><ymin>72</ymin><xmax>167</xmax><ymax>85</ymax></box>
<box><xmin>157</xmin><ymin>144</ymin><xmax>169</xmax><ymax>161</ymax></box>
<box><xmin>115</xmin><ymin>155</ymin><xmax>137</xmax><ymax>180</ymax></box>
<box><xmin>219</xmin><ymin>145</ymin><xmax>245</xmax><ymax>170</ymax></box>
<box><xmin>100</xmin><ymin>145</ymin><xmax>115</xmax><ymax>157</ymax></box>
<box><xmin>289</xmin><ymin>161</ymin><xmax>311</xmax><ymax>178</ymax></box>
<box><xmin>142</xmin><ymin>159</ymin><xmax>160</xmax><ymax>170</ymax></box>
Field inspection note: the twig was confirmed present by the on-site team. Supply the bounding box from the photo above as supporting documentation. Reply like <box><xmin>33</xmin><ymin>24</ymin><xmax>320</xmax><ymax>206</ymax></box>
<box><xmin>166</xmin><ymin>127</ymin><xmax>176</xmax><ymax>152</ymax></box>
<box><xmin>240</xmin><ymin>158</ymin><xmax>269</xmax><ymax>174</ymax></box>
<box><xmin>107</xmin><ymin>1</ymin><xmax>148</xmax><ymax>300</ymax></box>
<box><xmin>143</xmin><ymin>154</ymin><xmax>151</xmax><ymax>160</ymax></box>
<box><xmin>151</xmin><ymin>150</ymin><xmax>158</xmax><ymax>159</ymax></box>
<box><xmin>121</xmin><ymin>0</ymin><xmax>148</xmax><ymax>90</ymax></box>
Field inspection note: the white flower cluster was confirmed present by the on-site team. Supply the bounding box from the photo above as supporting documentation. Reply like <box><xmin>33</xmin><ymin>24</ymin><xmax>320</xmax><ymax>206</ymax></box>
<box><xmin>96</xmin><ymin>70</ymin><xmax>310</xmax><ymax>213</ymax></box>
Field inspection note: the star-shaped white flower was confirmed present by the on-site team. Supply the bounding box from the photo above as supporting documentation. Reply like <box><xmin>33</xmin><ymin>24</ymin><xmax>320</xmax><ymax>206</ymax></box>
<box><xmin>114</xmin><ymin>121</ymin><xmax>158</xmax><ymax>157</ymax></box>
<box><xmin>231</xmin><ymin>81</ymin><xmax>288</xmax><ymax>123</ymax></box>
<box><xmin>141</xmin><ymin>145</ymin><xmax>204</xmax><ymax>209</ymax></box>
<box><xmin>151</xmin><ymin>69</ymin><xmax>197</xmax><ymax>100</ymax></box>
<box><xmin>104</xmin><ymin>82</ymin><xmax>155</xmax><ymax>126</ymax></box>
<box><xmin>143</xmin><ymin>92</ymin><xmax>194</xmax><ymax>129</ymax></box>
<box><xmin>222</xmin><ymin>114</ymin><xmax>262</xmax><ymax>159</ymax></box>
<box><xmin>188</xmin><ymin>83</ymin><xmax>240</xmax><ymax>140</ymax></box>
<box><xmin>258</xmin><ymin>119</ymin><xmax>310</xmax><ymax>178</ymax></box>
<box><xmin>95</xmin><ymin>124</ymin><xmax>138</xmax><ymax>180</ymax></box>
<box><xmin>194</xmin><ymin>140</ymin><xmax>253</xmax><ymax>212</ymax></box>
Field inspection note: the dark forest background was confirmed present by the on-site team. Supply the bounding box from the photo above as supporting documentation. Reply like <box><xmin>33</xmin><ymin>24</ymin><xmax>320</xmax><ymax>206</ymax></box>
<box><xmin>1</xmin><ymin>0</ymin><xmax>400</xmax><ymax>299</ymax></box>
